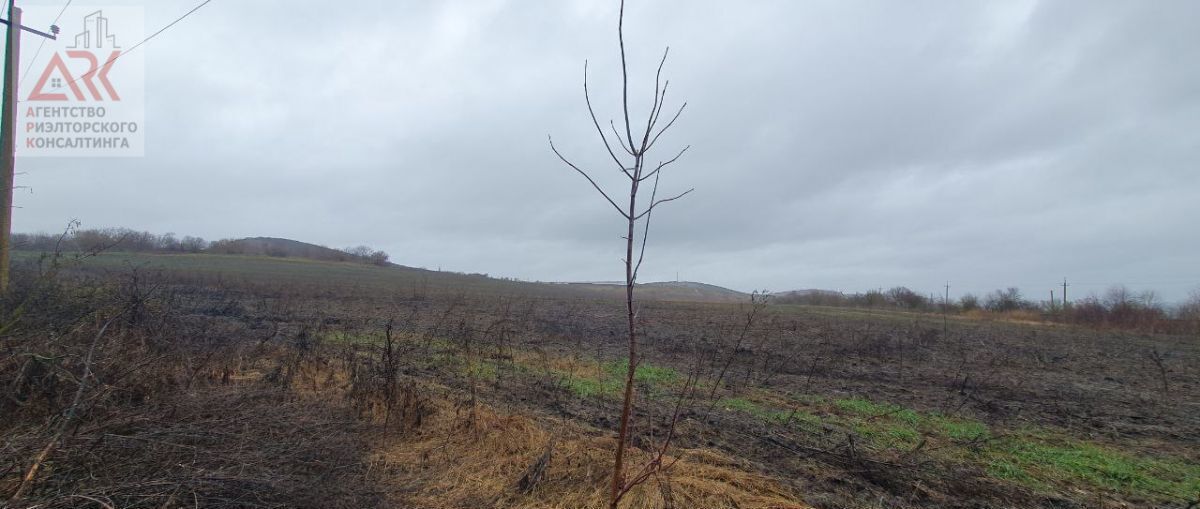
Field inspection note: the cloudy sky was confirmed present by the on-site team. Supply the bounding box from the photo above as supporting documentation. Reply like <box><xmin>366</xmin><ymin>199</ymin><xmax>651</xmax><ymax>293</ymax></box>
<box><xmin>10</xmin><ymin>0</ymin><xmax>1200</xmax><ymax>301</ymax></box>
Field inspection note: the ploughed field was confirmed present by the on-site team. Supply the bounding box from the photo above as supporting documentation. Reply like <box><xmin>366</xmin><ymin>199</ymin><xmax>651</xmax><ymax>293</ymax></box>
<box><xmin>4</xmin><ymin>252</ymin><xmax>1197</xmax><ymax>508</ymax></box>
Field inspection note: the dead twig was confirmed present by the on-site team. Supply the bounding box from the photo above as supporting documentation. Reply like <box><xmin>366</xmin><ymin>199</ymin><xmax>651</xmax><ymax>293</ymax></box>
<box><xmin>9</xmin><ymin>311</ymin><xmax>124</xmax><ymax>501</ymax></box>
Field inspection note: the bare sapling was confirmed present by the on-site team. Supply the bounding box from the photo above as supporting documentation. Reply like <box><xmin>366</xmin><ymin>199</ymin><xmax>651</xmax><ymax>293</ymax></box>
<box><xmin>549</xmin><ymin>1</ymin><xmax>693</xmax><ymax>506</ymax></box>
<box><xmin>704</xmin><ymin>292</ymin><xmax>768</xmax><ymax>416</ymax></box>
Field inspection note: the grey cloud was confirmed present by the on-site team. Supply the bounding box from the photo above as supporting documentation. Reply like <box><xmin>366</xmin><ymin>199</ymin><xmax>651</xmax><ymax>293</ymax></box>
<box><xmin>13</xmin><ymin>0</ymin><xmax>1200</xmax><ymax>301</ymax></box>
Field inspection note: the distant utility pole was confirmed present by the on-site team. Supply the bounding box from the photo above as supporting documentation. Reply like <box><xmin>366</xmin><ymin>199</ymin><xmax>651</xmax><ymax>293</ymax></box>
<box><xmin>942</xmin><ymin>282</ymin><xmax>950</xmax><ymax>333</ymax></box>
<box><xmin>1062</xmin><ymin>278</ymin><xmax>1069</xmax><ymax>308</ymax></box>
<box><xmin>0</xmin><ymin>1</ymin><xmax>59</xmax><ymax>292</ymax></box>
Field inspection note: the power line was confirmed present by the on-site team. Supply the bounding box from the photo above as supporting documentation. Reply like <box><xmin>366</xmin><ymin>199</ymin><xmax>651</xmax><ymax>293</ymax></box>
<box><xmin>49</xmin><ymin>0</ymin><xmax>72</xmax><ymax>26</ymax></box>
<box><xmin>115</xmin><ymin>0</ymin><xmax>213</xmax><ymax>63</ymax></box>
<box><xmin>17</xmin><ymin>0</ymin><xmax>72</xmax><ymax>92</ymax></box>
<box><xmin>46</xmin><ymin>0</ymin><xmax>215</xmax><ymax>94</ymax></box>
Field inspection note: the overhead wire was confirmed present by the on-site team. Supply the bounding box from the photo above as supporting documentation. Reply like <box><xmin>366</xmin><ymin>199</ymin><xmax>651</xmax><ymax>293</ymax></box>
<box><xmin>44</xmin><ymin>0</ymin><xmax>215</xmax><ymax>95</ymax></box>
<box><xmin>17</xmin><ymin>0</ymin><xmax>74</xmax><ymax>93</ymax></box>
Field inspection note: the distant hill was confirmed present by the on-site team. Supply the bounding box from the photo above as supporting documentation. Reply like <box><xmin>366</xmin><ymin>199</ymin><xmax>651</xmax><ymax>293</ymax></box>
<box><xmin>12</xmin><ymin>229</ymin><xmax>744</xmax><ymax>303</ymax></box>
<box><xmin>561</xmin><ymin>280</ymin><xmax>748</xmax><ymax>303</ymax></box>
<box><xmin>12</xmin><ymin>229</ymin><xmax>390</xmax><ymax>267</ymax></box>
<box><xmin>11</xmin><ymin>249</ymin><xmax>751</xmax><ymax>305</ymax></box>
<box><xmin>643</xmin><ymin>281</ymin><xmax>748</xmax><ymax>301</ymax></box>
<box><xmin>208</xmin><ymin>237</ymin><xmax>388</xmax><ymax>265</ymax></box>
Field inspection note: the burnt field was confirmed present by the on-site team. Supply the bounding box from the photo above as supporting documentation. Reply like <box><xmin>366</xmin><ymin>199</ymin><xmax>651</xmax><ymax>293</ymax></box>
<box><xmin>3</xmin><ymin>253</ymin><xmax>1197</xmax><ymax>508</ymax></box>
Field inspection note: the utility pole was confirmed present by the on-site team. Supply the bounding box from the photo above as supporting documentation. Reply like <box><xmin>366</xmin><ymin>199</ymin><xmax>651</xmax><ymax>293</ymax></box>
<box><xmin>943</xmin><ymin>281</ymin><xmax>950</xmax><ymax>333</ymax></box>
<box><xmin>1062</xmin><ymin>278</ymin><xmax>1069</xmax><ymax>308</ymax></box>
<box><xmin>0</xmin><ymin>1</ymin><xmax>57</xmax><ymax>292</ymax></box>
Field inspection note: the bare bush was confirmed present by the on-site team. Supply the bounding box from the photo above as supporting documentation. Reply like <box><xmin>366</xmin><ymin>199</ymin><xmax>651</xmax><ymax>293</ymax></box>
<box><xmin>985</xmin><ymin>287</ymin><xmax>1029</xmax><ymax>312</ymax></box>
<box><xmin>960</xmin><ymin>293</ymin><xmax>980</xmax><ymax>311</ymax></box>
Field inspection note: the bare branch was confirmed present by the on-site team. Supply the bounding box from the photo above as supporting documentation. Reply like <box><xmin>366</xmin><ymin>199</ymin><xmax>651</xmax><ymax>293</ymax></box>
<box><xmin>648</xmin><ymin>80</ymin><xmax>671</xmax><ymax>133</ymax></box>
<box><xmin>618</xmin><ymin>0</ymin><xmax>636</xmax><ymax>153</ymax></box>
<box><xmin>11</xmin><ymin>311</ymin><xmax>124</xmax><ymax>501</ymax></box>
<box><xmin>585</xmin><ymin>61</ymin><xmax>634</xmax><ymax>177</ymax></box>
<box><xmin>639</xmin><ymin>145</ymin><xmax>690</xmax><ymax>183</ymax></box>
<box><xmin>609</xmin><ymin>120</ymin><xmax>635</xmax><ymax>158</ymax></box>
<box><xmin>620</xmin><ymin>370</ymin><xmax>697</xmax><ymax>496</ymax></box>
<box><xmin>633</xmin><ymin>188</ymin><xmax>694</xmax><ymax>221</ymax></box>
<box><xmin>633</xmin><ymin>171</ymin><xmax>661</xmax><ymax>280</ymax></box>
<box><xmin>549</xmin><ymin>136</ymin><xmax>631</xmax><ymax>219</ymax></box>
<box><xmin>639</xmin><ymin>47</ymin><xmax>671</xmax><ymax>152</ymax></box>
<box><xmin>647</xmin><ymin>102</ymin><xmax>687</xmax><ymax>151</ymax></box>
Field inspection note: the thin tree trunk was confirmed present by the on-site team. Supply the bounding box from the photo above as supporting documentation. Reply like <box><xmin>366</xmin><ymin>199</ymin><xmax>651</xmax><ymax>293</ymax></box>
<box><xmin>610</xmin><ymin>160</ymin><xmax>640</xmax><ymax>507</ymax></box>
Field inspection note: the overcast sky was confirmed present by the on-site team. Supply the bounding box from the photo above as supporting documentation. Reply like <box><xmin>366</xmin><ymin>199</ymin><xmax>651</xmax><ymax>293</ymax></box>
<box><xmin>11</xmin><ymin>0</ymin><xmax>1200</xmax><ymax>301</ymax></box>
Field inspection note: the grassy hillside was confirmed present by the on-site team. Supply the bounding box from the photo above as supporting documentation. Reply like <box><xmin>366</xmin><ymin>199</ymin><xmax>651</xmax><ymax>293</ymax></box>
<box><xmin>214</xmin><ymin>237</ymin><xmax>372</xmax><ymax>262</ymax></box>
<box><xmin>11</xmin><ymin>250</ymin><xmax>747</xmax><ymax>303</ymax></box>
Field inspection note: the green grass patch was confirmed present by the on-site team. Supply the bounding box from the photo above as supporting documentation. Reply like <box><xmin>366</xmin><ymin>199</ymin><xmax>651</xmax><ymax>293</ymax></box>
<box><xmin>879</xmin><ymin>425</ymin><xmax>921</xmax><ymax>446</ymax></box>
<box><xmin>601</xmin><ymin>359</ymin><xmax>679</xmax><ymax>386</ymax></box>
<box><xmin>893</xmin><ymin>408</ymin><xmax>924</xmax><ymax>426</ymax></box>
<box><xmin>987</xmin><ymin>458</ymin><xmax>1041</xmax><ymax>487</ymax></box>
<box><xmin>984</xmin><ymin>436</ymin><xmax>1200</xmax><ymax>500</ymax></box>
<box><xmin>816</xmin><ymin>397</ymin><xmax>1198</xmax><ymax>501</ymax></box>
<box><xmin>829</xmin><ymin>398</ymin><xmax>999</xmax><ymax>451</ymax></box>
<box><xmin>835</xmin><ymin>397</ymin><xmax>890</xmax><ymax>415</ymax></box>
<box><xmin>562</xmin><ymin>359</ymin><xmax>679</xmax><ymax>399</ymax></box>
<box><xmin>834</xmin><ymin>397</ymin><xmax>925</xmax><ymax>448</ymax></box>
<box><xmin>564</xmin><ymin>376</ymin><xmax>623</xmax><ymax>398</ymax></box>
<box><xmin>465</xmin><ymin>360</ymin><xmax>498</xmax><ymax>380</ymax></box>
<box><xmin>558</xmin><ymin>358</ymin><xmax>680</xmax><ymax>399</ymax></box>
<box><xmin>933</xmin><ymin>415</ymin><xmax>990</xmax><ymax>441</ymax></box>
<box><xmin>835</xmin><ymin>397</ymin><xmax>923</xmax><ymax>424</ymax></box>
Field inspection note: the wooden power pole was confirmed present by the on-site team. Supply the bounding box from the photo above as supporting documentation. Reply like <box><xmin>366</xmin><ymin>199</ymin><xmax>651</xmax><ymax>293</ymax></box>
<box><xmin>943</xmin><ymin>281</ymin><xmax>950</xmax><ymax>333</ymax></box>
<box><xmin>0</xmin><ymin>1</ymin><xmax>58</xmax><ymax>292</ymax></box>
<box><xmin>1061</xmin><ymin>278</ymin><xmax>1069</xmax><ymax>308</ymax></box>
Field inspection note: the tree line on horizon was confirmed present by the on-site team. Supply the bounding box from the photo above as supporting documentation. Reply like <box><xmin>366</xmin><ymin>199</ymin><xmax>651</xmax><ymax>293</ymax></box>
<box><xmin>773</xmin><ymin>285</ymin><xmax>1200</xmax><ymax>333</ymax></box>
<box><xmin>12</xmin><ymin>228</ymin><xmax>391</xmax><ymax>266</ymax></box>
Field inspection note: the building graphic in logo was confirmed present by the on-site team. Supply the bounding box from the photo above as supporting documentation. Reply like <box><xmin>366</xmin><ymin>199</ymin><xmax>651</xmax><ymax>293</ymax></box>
<box><xmin>70</xmin><ymin>11</ymin><xmax>121</xmax><ymax>49</ymax></box>
<box><xmin>19</xmin><ymin>7</ymin><xmax>144</xmax><ymax>157</ymax></box>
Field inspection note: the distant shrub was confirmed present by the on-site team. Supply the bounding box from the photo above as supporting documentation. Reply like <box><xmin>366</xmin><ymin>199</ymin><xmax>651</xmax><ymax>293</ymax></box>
<box><xmin>985</xmin><ymin>287</ymin><xmax>1031</xmax><ymax>312</ymax></box>
<box><xmin>1064</xmin><ymin>286</ymin><xmax>1168</xmax><ymax>331</ymax></box>
<box><xmin>1181</xmin><ymin>290</ymin><xmax>1200</xmax><ymax>337</ymax></box>
<box><xmin>367</xmin><ymin>251</ymin><xmax>390</xmax><ymax>266</ymax></box>
<box><xmin>960</xmin><ymin>293</ymin><xmax>980</xmax><ymax>311</ymax></box>
<box><xmin>884</xmin><ymin>287</ymin><xmax>925</xmax><ymax>309</ymax></box>
<box><xmin>342</xmin><ymin>246</ymin><xmax>390</xmax><ymax>266</ymax></box>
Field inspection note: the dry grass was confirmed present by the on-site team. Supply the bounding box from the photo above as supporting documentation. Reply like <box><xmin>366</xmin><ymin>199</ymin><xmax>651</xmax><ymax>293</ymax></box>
<box><xmin>277</xmin><ymin>345</ymin><xmax>809</xmax><ymax>509</ymax></box>
<box><xmin>365</xmin><ymin>395</ymin><xmax>808</xmax><ymax>509</ymax></box>
<box><xmin>962</xmin><ymin>308</ymin><xmax>1047</xmax><ymax>326</ymax></box>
